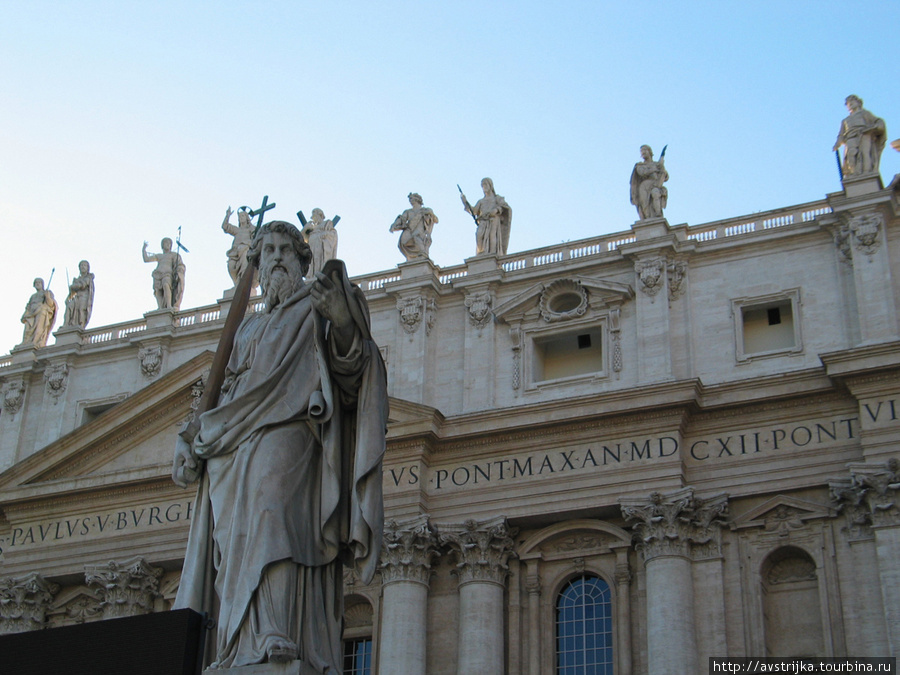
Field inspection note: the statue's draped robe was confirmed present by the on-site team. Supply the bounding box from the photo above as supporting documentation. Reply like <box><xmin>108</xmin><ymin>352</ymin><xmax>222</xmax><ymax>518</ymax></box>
<box><xmin>630</xmin><ymin>160</ymin><xmax>668</xmax><ymax>219</ymax></box>
<box><xmin>174</xmin><ymin>266</ymin><xmax>386</xmax><ymax>671</ymax></box>
<box><xmin>472</xmin><ymin>195</ymin><xmax>512</xmax><ymax>256</ymax></box>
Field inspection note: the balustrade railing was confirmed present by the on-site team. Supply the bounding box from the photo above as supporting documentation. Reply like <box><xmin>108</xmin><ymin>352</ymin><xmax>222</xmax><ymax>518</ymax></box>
<box><xmin>0</xmin><ymin>198</ymin><xmax>834</xmax><ymax>367</ymax></box>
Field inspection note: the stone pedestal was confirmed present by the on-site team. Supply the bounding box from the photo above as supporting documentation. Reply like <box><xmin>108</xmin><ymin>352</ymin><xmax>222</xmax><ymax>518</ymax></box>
<box><xmin>378</xmin><ymin>516</ymin><xmax>438</xmax><ymax>675</ymax></box>
<box><xmin>440</xmin><ymin>516</ymin><xmax>516</xmax><ymax>674</ymax></box>
<box><xmin>52</xmin><ymin>325</ymin><xmax>84</xmax><ymax>347</ymax></box>
<box><xmin>143</xmin><ymin>308</ymin><xmax>178</xmax><ymax>331</ymax></box>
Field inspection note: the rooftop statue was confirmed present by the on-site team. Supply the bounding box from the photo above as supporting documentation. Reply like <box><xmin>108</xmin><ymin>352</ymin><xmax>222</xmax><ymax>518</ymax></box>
<box><xmin>221</xmin><ymin>206</ymin><xmax>256</xmax><ymax>288</ymax></box>
<box><xmin>301</xmin><ymin>208</ymin><xmax>338</xmax><ymax>278</ymax></box>
<box><xmin>460</xmin><ymin>177</ymin><xmax>512</xmax><ymax>255</ymax></box>
<box><xmin>141</xmin><ymin>237</ymin><xmax>185</xmax><ymax>310</ymax></box>
<box><xmin>62</xmin><ymin>260</ymin><xmax>94</xmax><ymax>329</ymax></box>
<box><xmin>834</xmin><ymin>95</ymin><xmax>887</xmax><ymax>177</ymax></box>
<box><xmin>630</xmin><ymin>144</ymin><xmax>668</xmax><ymax>220</ymax></box>
<box><xmin>390</xmin><ymin>192</ymin><xmax>439</xmax><ymax>261</ymax></box>
<box><xmin>172</xmin><ymin>221</ymin><xmax>387</xmax><ymax>672</ymax></box>
<box><xmin>19</xmin><ymin>277</ymin><xmax>57</xmax><ymax>349</ymax></box>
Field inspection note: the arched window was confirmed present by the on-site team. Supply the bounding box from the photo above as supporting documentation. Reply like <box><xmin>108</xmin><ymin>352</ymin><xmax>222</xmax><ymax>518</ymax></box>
<box><xmin>556</xmin><ymin>574</ymin><xmax>614</xmax><ymax>674</ymax></box>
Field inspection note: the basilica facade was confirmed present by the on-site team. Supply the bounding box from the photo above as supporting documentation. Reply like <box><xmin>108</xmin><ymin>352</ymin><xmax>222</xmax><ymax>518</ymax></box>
<box><xmin>0</xmin><ymin>169</ymin><xmax>898</xmax><ymax>673</ymax></box>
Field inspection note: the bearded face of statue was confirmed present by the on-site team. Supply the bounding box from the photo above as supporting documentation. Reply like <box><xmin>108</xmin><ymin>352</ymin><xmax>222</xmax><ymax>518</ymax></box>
<box><xmin>259</xmin><ymin>231</ymin><xmax>305</xmax><ymax>309</ymax></box>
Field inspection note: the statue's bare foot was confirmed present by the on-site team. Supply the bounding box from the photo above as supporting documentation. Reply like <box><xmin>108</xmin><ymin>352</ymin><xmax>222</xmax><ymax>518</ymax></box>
<box><xmin>267</xmin><ymin>637</ymin><xmax>298</xmax><ymax>663</ymax></box>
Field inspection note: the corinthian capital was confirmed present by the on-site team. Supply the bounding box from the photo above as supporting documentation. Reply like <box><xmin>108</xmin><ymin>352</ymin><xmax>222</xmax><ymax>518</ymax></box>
<box><xmin>830</xmin><ymin>459</ymin><xmax>900</xmax><ymax>531</ymax></box>
<box><xmin>85</xmin><ymin>556</ymin><xmax>162</xmax><ymax>618</ymax></box>
<box><xmin>380</xmin><ymin>515</ymin><xmax>439</xmax><ymax>585</ymax></box>
<box><xmin>620</xmin><ymin>488</ymin><xmax>729</xmax><ymax>561</ymax></box>
<box><xmin>0</xmin><ymin>572</ymin><xmax>59</xmax><ymax>634</ymax></box>
<box><xmin>438</xmin><ymin>516</ymin><xmax>517</xmax><ymax>585</ymax></box>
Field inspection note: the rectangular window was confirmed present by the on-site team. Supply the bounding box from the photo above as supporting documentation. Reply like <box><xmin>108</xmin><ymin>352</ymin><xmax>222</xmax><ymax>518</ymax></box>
<box><xmin>732</xmin><ymin>290</ymin><xmax>802</xmax><ymax>362</ymax></box>
<box><xmin>343</xmin><ymin>637</ymin><xmax>372</xmax><ymax>675</ymax></box>
<box><xmin>533</xmin><ymin>327</ymin><xmax>604</xmax><ymax>382</ymax></box>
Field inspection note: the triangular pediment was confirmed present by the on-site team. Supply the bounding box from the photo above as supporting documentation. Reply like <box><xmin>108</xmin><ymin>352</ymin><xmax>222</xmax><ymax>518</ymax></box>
<box><xmin>0</xmin><ymin>351</ymin><xmax>213</xmax><ymax>495</ymax></box>
<box><xmin>493</xmin><ymin>275</ymin><xmax>633</xmax><ymax>323</ymax></box>
<box><xmin>731</xmin><ymin>495</ymin><xmax>834</xmax><ymax>531</ymax></box>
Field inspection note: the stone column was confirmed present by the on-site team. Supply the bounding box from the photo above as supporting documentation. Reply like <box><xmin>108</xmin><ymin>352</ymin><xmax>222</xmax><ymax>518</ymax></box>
<box><xmin>621</xmin><ymin>488</ymin><xmax>728</xmax><ymax>675</ymax></box>
<box><xmin>85</xmin><ymin>556</ymin><xmax>163</xmax><ymax>618</ymax></box>
<box><xmin>0</xmin><ymin>572</ymin><xmax>59</xmax><ymax>634</ymax></box>
<box><xmin>831</xmin><ymin>460</ymin><xmax>900</xmax><ymax>653</ymax></box>
<box><xmin>378</xmin><ymin>515</ymin><xmax>438</xmax><ymax>675</ymax></box>
<box><xmin>440</xmin><ymin>516</ymin><xmax>516</xmax><ymax>675</ymax></box>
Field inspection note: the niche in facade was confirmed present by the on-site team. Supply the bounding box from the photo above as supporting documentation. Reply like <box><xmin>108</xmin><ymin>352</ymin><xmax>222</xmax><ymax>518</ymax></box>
<box><xmin>761</xmin><ymin>546</ymin><xmax>824</xmax><ymax>657</ymax></box>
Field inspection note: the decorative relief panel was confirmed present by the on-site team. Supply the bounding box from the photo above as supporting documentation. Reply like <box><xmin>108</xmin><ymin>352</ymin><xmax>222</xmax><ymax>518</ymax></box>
<box><xmin>539</xmin><ymin>279</ymin><xmax>588</xmax><ymax>322</ymax></box>
<box><xmin>139</xmin><ymin>346</ymin><xmax>163</xmax><ymax>378</ymax></box>
<box><xmin>465</xmin><ymin>291</ymin><xmax>493</xmax><ymax>330</ymax></box>
<box><xmin>380</xmin><ymin>515</ymin><xmax>439</xmax><ymax>586</ymax></box>
<box><xmin>84</xmin><ymin>556</ymin><xmax>163</xmax><ymax>618</ymax></box>
<box><xmin>397</xmin><ymin>295</ymin><xmax>424</xmax><ymax>335</ymax></box>
<box><xmin>635</xmin><ymin>257</ymin><xmax>665</xmax><ymax>299</ymax></box>
<box><xmin>620</xmin><ymin>488</ymin><xmax>729</xmax><ymax>561</ymax></box>
<box><xmin>438</xmin><ymin>516</ymin><xmax>517</xmax><ymax>585</ymax></box>
<box><xmin>43</xmin><ymin>364</ymin><xmax>68</xmax><ymax>399</ymax></box>
<box><xmin>0</xmin><ymin>572</ymin><xmax>59</xmax><ymax>634</ymax></box>
<box><xmin>849</xmin><ymin>212</ymin><xmax>883</xmax><ymax>258</ymax></box>
<box><xmin>1</xmin><ymin>378</ymin><xmax>26</xmax><ymax>416</ymax></box>
<box><xmin>668</xmin><ymin>260</ymin><xmax>687</xmax><ymax>301</ymax></box>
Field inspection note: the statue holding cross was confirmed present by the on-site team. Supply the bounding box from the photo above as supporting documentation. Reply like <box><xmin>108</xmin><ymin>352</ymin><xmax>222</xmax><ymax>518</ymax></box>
<box><xmin>173</xmin><ymin>196</ymin><xmax>387</xmax><ymax>673</ymax></box>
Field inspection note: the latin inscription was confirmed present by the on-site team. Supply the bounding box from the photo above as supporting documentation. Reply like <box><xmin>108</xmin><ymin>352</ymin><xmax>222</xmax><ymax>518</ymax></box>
<box><xmin>0</xmin><ymin>499</ymin><xmax>193</xmax><ymax>556</ymax></box>
<box><xmin>385</xmin><ymin>409</ymin><xmax>871</xmax><ymax>492</ymax></box>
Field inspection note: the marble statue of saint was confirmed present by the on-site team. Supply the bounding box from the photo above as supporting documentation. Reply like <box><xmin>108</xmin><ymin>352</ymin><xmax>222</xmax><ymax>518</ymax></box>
<box><xmin>63</xmin><ymin>260</ymin><xmax>94</xmax><ymax>329</ymax></box>
<box><xmin>630</xmin><ymin>145</ymin><xmax>668</xmax><ymax>220</ymax></box>
<box><xmin>390</xmin><ymin>192</ymin><xmax>439</xmax><ymax>260</ymax></box>
<box><xmin>172</xmin><ymin>221</ymin><xmax>387</xmax><ymax>672</ymax></box>
<box><xmin>460</xmin><ymin>177</ymin><xmax>512</xmax><ymax>255</ymax></box>
<box><xmin>301</xmin><ymin>208</ymin><xmax>339</xmax><ymax>278</ymax></box>
<box><xmin>221</xmin><ymin>206</ymin><xmax>256</xmax><ymax>287</ymax></box>
<box><xmin>833</xmin><ymin>95</ymin><xmax>887</xmax><ymax>177</ymax></box>
<box><xmin>19</xmin><ymin>278</ymin><xmax>57</xmax><ymax>348</ymax></box>
<box><xmin>142</xmin><ymin>238</ymin><xmax>185</xmax><ymax>310</ymax></box>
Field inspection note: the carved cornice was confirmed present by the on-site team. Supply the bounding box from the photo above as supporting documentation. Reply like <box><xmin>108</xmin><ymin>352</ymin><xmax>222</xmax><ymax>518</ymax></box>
<box><xmin>620</xmin><ymin>488</ymin><xmax>729</xmax><ymax>561</ymax></box>
<box><xmin>830</xmin><ymin>459</ymin><xmax>900</xmax><ymax>536</ymax></box>
<box><xmin>84</xmin><ymin>556</ymin><xmax>162</xmax><ymax>618</ymax></box>
<box><xmin>0</xmin><ymin>572</ymin><xmax>59</xmax><ymax>634</ymax></box>
<box><xmin>380</xmin><ymin>515</ymin><xmax>439</xmax><ymax>586</ymax></box>
<box><xmin>438</xmin><ymin>516</ymin><xmax>517</xmax><ymax>586</ymax></box>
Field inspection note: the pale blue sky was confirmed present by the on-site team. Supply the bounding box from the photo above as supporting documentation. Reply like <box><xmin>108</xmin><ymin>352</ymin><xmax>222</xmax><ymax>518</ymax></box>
<box><xmin>2</xmin><ymin>1</ymin><xmax>898</xmax><ymax>353</ymax></box>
